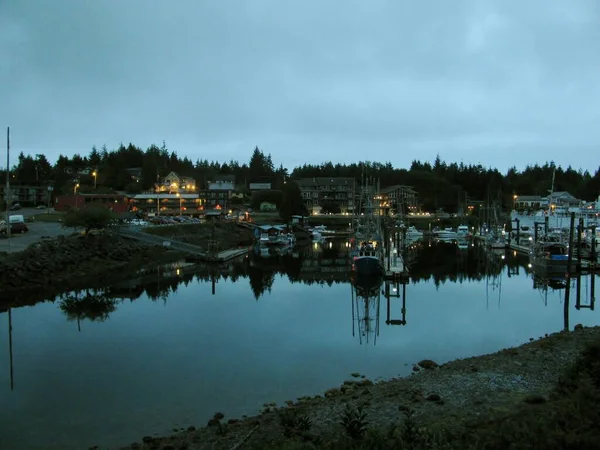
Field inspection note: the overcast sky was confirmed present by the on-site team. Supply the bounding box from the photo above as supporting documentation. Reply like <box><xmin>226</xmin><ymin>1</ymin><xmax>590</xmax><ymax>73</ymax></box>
<box><xmin>1</xmin><ymin>0</ymin><xmax>599</xmax><ymax>173</ymax></box>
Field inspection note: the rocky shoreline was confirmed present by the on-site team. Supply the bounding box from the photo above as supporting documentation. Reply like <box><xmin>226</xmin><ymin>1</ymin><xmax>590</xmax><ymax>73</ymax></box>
<box><xmin>116</xmin><ymin>325</ymin><xmax>600</xmax><ymax>450</ymax></box>
<box><xmin>0</xmin><ymin>233</ymin><xmax>186</xmax><ymax>309</ymax></box>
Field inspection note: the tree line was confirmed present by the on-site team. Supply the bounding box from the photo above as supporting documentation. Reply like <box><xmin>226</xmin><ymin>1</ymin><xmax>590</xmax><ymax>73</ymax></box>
<box><xmin>2</xmin><ymin>142</ymin><xmax>599</xmax><ymax>212</ymax></box>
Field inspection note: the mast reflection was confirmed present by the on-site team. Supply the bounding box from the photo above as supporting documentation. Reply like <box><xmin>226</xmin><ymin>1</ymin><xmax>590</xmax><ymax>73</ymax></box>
<box><xmin>351</xmin><ymin>274</ymin><xmax>382</xmax><ymax>345</ymax></box>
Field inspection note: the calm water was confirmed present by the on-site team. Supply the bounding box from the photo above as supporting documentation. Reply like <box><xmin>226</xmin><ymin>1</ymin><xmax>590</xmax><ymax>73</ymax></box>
<box><xmin>0</xmin><ymin>240</ymin><xmax>598</xmax><ymax>450</ymax></box>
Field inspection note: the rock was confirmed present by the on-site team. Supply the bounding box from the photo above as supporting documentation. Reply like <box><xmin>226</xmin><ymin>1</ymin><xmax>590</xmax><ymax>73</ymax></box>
<box><xmin>418</xmin><ymin>359</ymin><xmax>439</xmax><ymax>370</ymax></box>
<box><xmin>574</xmin><ymin>323</ymin><xmax>584</xmax><ymax>331</ymax></box>
<box><xmin>284</xmin><ymin>400</ymin><xmax>294</xmax><ymax>406</ymax></box>
<box><xmin>213</xmin><ymin>412</ymin><xmax>224</xmax><ymax>420</ymax></box>
<box><xmin>161</xmin><ymin>445</ymin><xmax>175</xmax><ymax>450</ymax></box>
<box><xmin>426</xmin><ymin>393</ymin><xmax>441</xmax><ymax>402</ymax></box>
<box><xmin>351</xmin><ymin>372</ymin><xmax>361</xmax><ymax>378</ymax></box>
<box><xmin>142</xmin><ymin>436</ymin><xmax>154</xmax><ymax>443</ymax></box>
<box><xmin>412</xmin><ymin>365</ymin><xmax>421</xmax><ymax>372</ymax></box>
<box><xmin>207</xmin><ymin>418</ymin><xmax>220</xmax><ymax>426</ymax></box>
<box><xmin>227</xmin><ymin>418</ymin><xmax>239</xmax><ymax>424</ymax></box>
<box><xmin>186</xmin><ymin>426</ymin><xmax>195</xmax><ymax>432</ymax></box>
<box><xmin>130</xmin><ymin>444</ymin><xmax>141</xmax><ymax>449</ymax></box>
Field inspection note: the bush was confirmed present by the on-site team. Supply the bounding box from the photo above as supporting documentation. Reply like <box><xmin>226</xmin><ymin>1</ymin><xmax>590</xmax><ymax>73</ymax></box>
<box><xmin>62</xmin><ymin>206</ymin><xmax>115</xmax><ymax>235</ymax></box>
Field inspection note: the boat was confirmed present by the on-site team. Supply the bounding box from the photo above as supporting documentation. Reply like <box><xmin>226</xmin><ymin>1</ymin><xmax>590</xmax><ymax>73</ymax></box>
<box><xmin>530</xmin><ymin>241</ymin><xmax>569</xmax><ymax>274</ymax></box>
<box><xmin>351</xmin><ymin>177</ymin><xmax>384</xmax><ymax>276</ymax></box>
<box><xmin>433</xmin><ymin>227</ymin><xmax>457</xmax><ymax>239</ymax></box>
<box><xmin>405</xmin><ymin>225</ymin><xmax>424</xmax><ymax>239</ymax></box>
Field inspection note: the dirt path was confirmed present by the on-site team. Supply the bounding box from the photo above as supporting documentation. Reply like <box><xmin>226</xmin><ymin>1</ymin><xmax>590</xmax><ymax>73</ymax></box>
<box><xmin>118</xmin><ymin>325</ymin><xmax>600</xmax><ymax>450</ymax></box>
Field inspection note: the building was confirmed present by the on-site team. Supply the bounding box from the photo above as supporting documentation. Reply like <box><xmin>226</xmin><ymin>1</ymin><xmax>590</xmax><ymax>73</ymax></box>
<box><xmin>128</xmin><ymin>193</ymin><xmax>202</xmax><ymax>216</ymax></box>
<box><xmin>55</xmin><ymin>194</ymin><xmax>130</xmax><ymax>213</ymax></box>
<box><xmin>377</xmin><ymin>185</ymin><xmax>419</xmax><ymax>216</ymax></box>
<box><xmin>547</xmin><ymin>191</ymin><xmax>581</xmax><ymax>208</ymax></box>
<box><xmin>0</xmin><ymin>185</ymin><xmax>52</xmax><ymax>207</ymax></box>
<box><xmin>249</xmin><ymin>182</ymin><xmax>272</xmax><ymax>191</ymax></box>
<box><xmin>297</xmin><ymin>177</ymin><xmax>356</xmax><ymax>215</ymax></box>
<box><xmin>514</xmin><ymin>195</ymin><xmax>547</xmax><ymax>211</ymax></box>
<box><xmin>199</xmin><ymin>175</ymin><xmax>236</xmax><ymax>212</ymax></box>
<box><xmin>157</xmin><ymin>171</ymin><xmax>196</xmax><ymax>193</ymax></box>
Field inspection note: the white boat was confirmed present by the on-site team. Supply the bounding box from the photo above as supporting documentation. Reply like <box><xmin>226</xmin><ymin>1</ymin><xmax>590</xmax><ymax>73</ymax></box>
<box><xmin>405</xmin><ymin>225</ymin><xmax>423</xmax><ymax>239</ymax></box>
<box><xmin>434</xmin><ymin>227</ymin><xmax>457</xmax><ymax>239</ymax></box>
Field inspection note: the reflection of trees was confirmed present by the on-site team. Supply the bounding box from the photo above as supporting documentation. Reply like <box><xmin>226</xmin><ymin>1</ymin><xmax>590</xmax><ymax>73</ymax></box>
<box><xmin>59</xmin><ymin>289</ymin><xmax>120</xmax><ymax>328</ymax></box>
<box><xmin>408</xmin><ymin>240</ymin><xmax>528</xmax><ymax>286</ymax></box>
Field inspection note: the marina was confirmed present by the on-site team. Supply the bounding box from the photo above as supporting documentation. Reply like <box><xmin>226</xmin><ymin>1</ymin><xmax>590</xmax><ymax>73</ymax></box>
<box><xmin>2</xmin><ymin>238</ymin><xmax>598</xmax><ymax>450</ymax></box>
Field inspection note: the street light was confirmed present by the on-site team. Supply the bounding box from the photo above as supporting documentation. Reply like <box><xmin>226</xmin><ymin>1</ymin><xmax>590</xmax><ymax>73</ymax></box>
<box><xmin>92</xmin><ymin>171</ymin><xmax>97</xmax><ymax>189</ymax></box>
<box><xmin>176</xmin><ymin>193</ymin><xmax>183</xmax><ymax>216</ymax></box>
<box><xmin>74</xmin><ymin>183</ymin><xmax>80</xmax><ymax>209</ymax></box>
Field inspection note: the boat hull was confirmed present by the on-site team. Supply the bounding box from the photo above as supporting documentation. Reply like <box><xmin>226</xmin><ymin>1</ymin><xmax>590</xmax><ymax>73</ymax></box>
<box><xmin>353</xmin><ymin>256</ymin><xmax>384</xmax><ymax>276</ymax></box>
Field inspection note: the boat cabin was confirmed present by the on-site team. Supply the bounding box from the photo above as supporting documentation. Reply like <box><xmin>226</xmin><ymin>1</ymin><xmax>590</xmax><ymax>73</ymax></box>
<box><xmin>357</xmin><ymin>240</ymin><xmax>379</xmax><ymax>258</ymax></box>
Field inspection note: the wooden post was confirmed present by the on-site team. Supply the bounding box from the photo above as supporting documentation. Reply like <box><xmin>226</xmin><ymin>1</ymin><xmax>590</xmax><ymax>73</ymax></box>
<box><xmin>575</xmin><ymin>275</ymin><xmax>582</xmax><ymax>310</ymax></box>
<box><xmin>577</xmin><ymin>217</ymin><xmax>583</xmax><ymax>268</ymax></box>
<box><xmin>566</xmin><ymin>212</ymin><xmax>576</xmax><ymax>276</ymax></box>
<box><xmin>515</xmin><ymin>218</ymin><xmax>520</xmax><ymax>244</ymax></box>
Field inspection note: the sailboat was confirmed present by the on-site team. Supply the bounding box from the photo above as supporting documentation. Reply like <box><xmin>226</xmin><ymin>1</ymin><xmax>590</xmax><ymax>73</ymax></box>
<box><xmin>351</xmin><ymin>177</ymin><xmax>384</xmax><ymax>276</ymax></box>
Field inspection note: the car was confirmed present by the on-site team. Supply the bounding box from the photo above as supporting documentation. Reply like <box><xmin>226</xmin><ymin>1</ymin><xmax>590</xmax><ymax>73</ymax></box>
<box><xmin>0</xmin><ymin>219</ymin><xmax>28</xmax><ymax>234</ymax></box>
<box><xmin>9</xmin><ymin>203</ymin><xmax>21</xmax><ymax>211</ymax></box>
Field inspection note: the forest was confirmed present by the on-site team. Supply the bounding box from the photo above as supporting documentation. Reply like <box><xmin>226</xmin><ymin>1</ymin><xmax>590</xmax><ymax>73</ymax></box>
<box><xmin>2</xmin><ymin>142</ymin><xmax>599</xmax><ymax>212</ymax></box>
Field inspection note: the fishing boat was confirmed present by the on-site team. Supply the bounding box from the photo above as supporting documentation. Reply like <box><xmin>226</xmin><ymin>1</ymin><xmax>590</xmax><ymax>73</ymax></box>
<box><xmin>530</xmin><ymin>241</ymin><xmax>569</xmax><ymax>274</ymax></box>
<box><xmin>352</xmin><ymin>177</ymin><xmax>384</xmax><ymax>276</ymax></box>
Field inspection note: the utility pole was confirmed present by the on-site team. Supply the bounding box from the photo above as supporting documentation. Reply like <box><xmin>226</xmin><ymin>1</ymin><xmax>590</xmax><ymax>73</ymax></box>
<box><xmin>6</xmin><ymin>126</ymin><xmax>11</xmax><ymax>240</ymax></box>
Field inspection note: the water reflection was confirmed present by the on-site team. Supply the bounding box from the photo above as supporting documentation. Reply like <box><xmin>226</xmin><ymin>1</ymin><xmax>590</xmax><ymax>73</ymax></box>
<box><xmin>351</xmin><ymin>275</ymin><xmax>382</xmax><ymax>345</ymax></box>
<box><xmin>2</xmin><ymin>238</ymin><xmax>599</xmax><ymax>450</ymax></box>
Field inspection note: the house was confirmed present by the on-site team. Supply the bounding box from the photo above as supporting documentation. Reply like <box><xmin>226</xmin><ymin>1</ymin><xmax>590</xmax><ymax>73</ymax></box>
<box><xmin>157</xmin><ymin>171</ymin><xmax>196</xmax><ymax>193</ymax></box>
<box><xmin>547</xmin><ymin>191</ymin><xmax>581</xmax><ymax>208</ymax></box>
<box><xmin>514</xmin><ymin>195</ymin><xmax>548</xmax><ymax>211</ymax></box>
<box><xmin>297</xmin><ymin>177</ymin><xmax>356</xmax><ymax>215</ymax></box>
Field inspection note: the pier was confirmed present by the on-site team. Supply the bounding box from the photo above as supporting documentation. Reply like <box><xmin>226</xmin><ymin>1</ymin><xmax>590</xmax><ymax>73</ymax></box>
<box><xmin>115</xmin><ymin>226</ymin><xmax>249</xmax><ymax>263</ymax></box>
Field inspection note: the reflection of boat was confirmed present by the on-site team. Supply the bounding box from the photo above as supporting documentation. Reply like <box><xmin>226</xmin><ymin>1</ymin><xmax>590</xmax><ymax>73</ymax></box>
<box><xmin>456</xmin><ymin>224</ymin><xmax>471</xmax><ymax>238</ymax></box>
<box><xmin>433</xmin><ymin>227</ymin><xmax>457</xmax><ymax>239</ymax></box>
<box><xmin>351</xmin><ymin>274</ymin><xmax>383</xmax><ymax>345</ymax></box>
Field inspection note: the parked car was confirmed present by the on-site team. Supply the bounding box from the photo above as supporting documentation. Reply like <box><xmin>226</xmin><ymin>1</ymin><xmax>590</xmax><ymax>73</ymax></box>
<box><xmin>0</xmin><ymin>219</ymin><xmax>28</xmax><ymax>234</ymax></box>
<box><xmin>9</xmin><ymin>203</ymin><xmax>21</xmax><ymax>211</ymax></box>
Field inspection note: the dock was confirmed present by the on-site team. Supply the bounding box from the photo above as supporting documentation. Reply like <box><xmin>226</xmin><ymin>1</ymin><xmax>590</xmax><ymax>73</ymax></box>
<box><xmin>115</xmin><ymin>226</ymin><xmax>249</xmax><ymax>263</ymax></box>
<box><xmin>383</xmin><ymin>242</ymin><xmax>409</xmax><ymax>281</ymax></box>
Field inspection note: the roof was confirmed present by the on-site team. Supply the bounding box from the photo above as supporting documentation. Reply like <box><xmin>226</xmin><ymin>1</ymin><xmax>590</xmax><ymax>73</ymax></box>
<box><xmin>516</xmin><ymin>195</ymin><xmax>544</xmax><ymax>201</ymax></box>
<box><xmin>380</xmin><ymin>184</ymin><xmax>417</xmax><ymax>194</ymax></box>
<box><xmin>296</xmin><ymin>177</ymin><xmax>355</xmax><ymax>187</ymax></box>
<box><xmin>548</xmin><ymin>191</ymin><xmax>576</xmax><ymax>199</ymax></box>
<box><xmin>211</xmin><ymin>174</ymin><xmax>236</xmax><ymax>182</ymax></box>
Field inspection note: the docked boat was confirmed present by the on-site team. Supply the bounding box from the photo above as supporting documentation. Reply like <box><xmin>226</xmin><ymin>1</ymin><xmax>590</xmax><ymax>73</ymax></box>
<box><xmin>530</xmin><ymin>241</ymin><xmax>569</xmax><ymax>274</ymax></box>
<box><xmin>405</xmin><ymin>225</ymin><xmax>424</xmax><ymax>239</ymax></box>
<box><xmin>433</xmin><ymin>227</ymin><xmax>457</xmax><ymax>239</ymax></box>
<box><xmin>352</xmin><ymin>178</ymin><xmax>384</xmax><ymax>276</ymax></box>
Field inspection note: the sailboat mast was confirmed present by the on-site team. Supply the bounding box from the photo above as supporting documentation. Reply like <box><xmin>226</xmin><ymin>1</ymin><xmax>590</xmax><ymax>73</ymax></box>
<box><xmin>5</xmin><ymin>127</ymin><xmax>10</xmax><ymax>239</ymax></box>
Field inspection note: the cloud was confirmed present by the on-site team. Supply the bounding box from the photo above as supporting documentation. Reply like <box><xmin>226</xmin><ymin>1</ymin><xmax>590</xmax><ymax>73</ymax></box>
<box><xmin>0</xmin><ymin>0</ymin><xmax>599</xmax><ymax>171</ymax></box>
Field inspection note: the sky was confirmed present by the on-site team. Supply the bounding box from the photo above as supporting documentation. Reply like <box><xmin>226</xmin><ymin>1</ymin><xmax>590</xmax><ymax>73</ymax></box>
<box><xmin>1</xmin><ymin>0</ymin><xmax>599</xmax><ymax>173</ymax></box>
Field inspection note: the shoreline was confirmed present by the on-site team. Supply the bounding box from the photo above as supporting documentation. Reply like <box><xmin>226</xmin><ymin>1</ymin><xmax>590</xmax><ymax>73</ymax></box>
<box><xmin>117</xmin><ymin>325</ymin><xmax>600</xmax><ymax>450</ymax></box>
<box><xmin>0</xmin><ymin>223</ymin><xmax>255</xmax><ymax>310</ymax></box>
